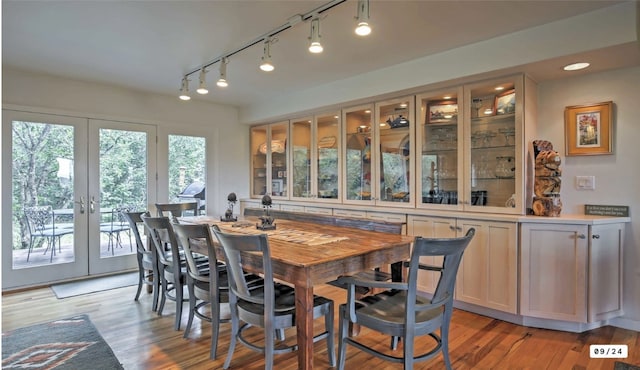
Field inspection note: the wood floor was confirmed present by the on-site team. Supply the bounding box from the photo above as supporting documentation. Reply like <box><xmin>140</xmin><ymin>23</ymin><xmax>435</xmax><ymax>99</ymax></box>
<box><xmin>2</xmin><ymin>282</ymin><xmax>639</xmax><ymax>369</ymax></box>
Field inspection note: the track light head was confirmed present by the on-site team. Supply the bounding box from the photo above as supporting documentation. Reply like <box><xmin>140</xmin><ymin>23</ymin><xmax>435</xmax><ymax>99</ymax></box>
<box><xmin>196</xmin><ymin>68</ymin><xmax>208</xmax><ymax>94</ymax></box>
<box><xmin>217</xmin><ymin>57</ymin><xmax>228</xmax><ymax>87</ymax></box>
<box><xmin>308</xmin><ymin>17</ymin><xmax>323</xmax><ymax>54</ymax></box>
<box><xmin>260</xmin><ymin>38</ymin><xmax>275</xmax><ymax>72</ymax></box>
<box><xmin>355</xmin><ymin>0</ymin><xmax>371</xmax><ymax>36</ymax></box>
<box><xmin>179</xmin><ymin>77</ymin><xmax>191</xmax><ymax>101</ymax></box>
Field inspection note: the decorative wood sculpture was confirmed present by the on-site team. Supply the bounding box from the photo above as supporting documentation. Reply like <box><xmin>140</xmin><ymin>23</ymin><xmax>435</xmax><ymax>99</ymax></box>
<box><xmin>532</xmin><ymin>140</ymin><xmax>562</xmax><ymax>216</ymax></box>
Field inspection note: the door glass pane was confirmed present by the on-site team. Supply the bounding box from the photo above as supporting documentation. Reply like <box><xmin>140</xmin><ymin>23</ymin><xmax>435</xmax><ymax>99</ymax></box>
<box><xmin>344</xmin><ymin>108</ymin><xmax>372</xmax><ymax>201</ymax></box>
<box><xmin>316</xmin><ymin>113</ymin><xmax>339</xmax><ymax>199</ymax></box>
<box><xmin>419</xmin><ymin>94</ymin><xmax>459</xmax><ymax>205</ymax></box>
<box><xmin>251</xmin><ymin>126</ymin><xmax>268</xmax><ymax>196</ymax></box>
<box><xmin>168</xmin><ymin>135</ymin><xmax>205</xmax><ymax>213</ymax></box>
<box><xmin>11</xmin><ymin>121</ymin><xmax>75</xmax><ymax>268</ymax></box>
<box><xmin>378</xmin><ymin>99</ymin><xmax>411</xmax><ymax>203</ymax></box>
<box><xmin>99</xmin><ymin>128</ymin><xmax>148</xmax><ymax>258</ymax></box>
<box><xmin>470</xmin><ymin>81</ymin><xmax>516</xmax><ymax>208</ymax></box>
<box><xmin>270</xmin><ymin>123</ymin><xmax>288</xmax><ymax>197</ymax></box>
<box><xmin>291</xmin><ymin>118</ymin><xmax>311</xmax><ymax>198</ymax></box>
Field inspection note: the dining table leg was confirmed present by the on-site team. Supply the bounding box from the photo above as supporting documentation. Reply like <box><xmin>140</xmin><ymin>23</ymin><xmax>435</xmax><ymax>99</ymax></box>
<box><xmin>295</xmin><ymin>283</ymin><xmax>314</xmax><ymax>370</ymax></box>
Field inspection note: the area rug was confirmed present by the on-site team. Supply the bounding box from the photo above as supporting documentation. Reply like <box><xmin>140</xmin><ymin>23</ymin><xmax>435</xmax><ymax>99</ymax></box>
<box><xmin>51</xmin><ymin>272</ymin><xmax>137</xmax><ymax>299</ymax></box>
<box><xmin>2</xmin><ymin>314</ymin><xmax>123</xmax><ymax>369</ymax></box>
<box><xmin>615</xmin><ymin>361</ymin><xmax>640</xmax><ymax>370</ymax></box>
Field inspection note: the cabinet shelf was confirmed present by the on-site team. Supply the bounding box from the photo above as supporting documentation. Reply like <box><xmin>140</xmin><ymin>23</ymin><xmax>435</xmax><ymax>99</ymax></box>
<box><xmin>471</xmin><ymin>113</ymin><xmax>515</xmax><ymax>124</ymax></box>
<box><xmin>470</xmin><ymin>144</ymin><xmax>516</xmax><ymax>150</ymax></box>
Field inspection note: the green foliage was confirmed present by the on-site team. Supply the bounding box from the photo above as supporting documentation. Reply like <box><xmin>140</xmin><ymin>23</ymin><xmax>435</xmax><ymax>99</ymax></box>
<box><xmin>168</xmin><ymin>135</ymin><xmax>205</xmax><ymax>201</ymax></box>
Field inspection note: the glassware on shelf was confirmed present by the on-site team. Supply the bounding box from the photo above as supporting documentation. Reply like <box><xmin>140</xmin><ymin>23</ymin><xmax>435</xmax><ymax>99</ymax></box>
<box><xmin>472</xmin><ymin>98</ymin><xmax>483</xmax><ymax>118</ymax></box>
<box><xmin>498</xmin><ymin>128</ymin><xmax>516</xmax><ymax>146</ymax></box>
<box><xmin>495</xmin><ymin>156</ymin><xmax>515</xmax><ymax>178</ymax></box>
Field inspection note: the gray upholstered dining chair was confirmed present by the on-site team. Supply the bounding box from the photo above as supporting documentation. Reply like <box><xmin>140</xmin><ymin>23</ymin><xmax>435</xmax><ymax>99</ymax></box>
<box><xmin>211</xmin><ymin>225</ymin><xmax>336</xmax><ymax>370</ymax></box>
<box><xmin>155</xmin><ymin>202</ymin><xmax>199</xmax><ymax>218</ymax></box>
<box><xmin>336</xmin><ymin>228</ymin><xmax>475</xmax><ymax>370</ymax></box>
<box><xmin>123</xmin><ymin>211</ymin><xmax>159</xmax><ymax>311</ymax></box>
<box><xmin>141</xmin><ymin>215</ymin><xmax>191</xmax><ymax>330</ymax></box>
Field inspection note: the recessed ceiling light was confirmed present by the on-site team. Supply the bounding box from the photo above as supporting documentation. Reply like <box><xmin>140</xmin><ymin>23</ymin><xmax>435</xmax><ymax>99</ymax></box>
<box><xmin>563</xmin><ymin>62</ymin><xmax>590</xmax><ymax>71</ymax></box>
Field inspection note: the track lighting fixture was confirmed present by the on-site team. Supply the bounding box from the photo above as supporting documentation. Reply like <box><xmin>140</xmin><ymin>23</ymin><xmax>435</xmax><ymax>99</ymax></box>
<box><xmin>308</xmin><ymin>17</ymin><xmax>323</xmax><ymax>53</ymax></box>
<box><xmin>355</xmin><ymin>0</ymin><xmax>371</xmax><ymax>36</ymax></box>
<box><xmin>196</xmin><ymin>68</ymin><xmax>208</xmax><ymax>94</ymax></box>
<box><xmin>179</xmin><ymin>77</ymin><xmax>191</xmax><ymax>101</ymax></box>
<box><xmin>217</xmin><ymin>57</ymin><xmax>228</xmax><ymax>87</ymax></box>
<box><xmin>260</xmin><ymin>38</ymin><xmax>275</xmax><ymax>72</ymax></box>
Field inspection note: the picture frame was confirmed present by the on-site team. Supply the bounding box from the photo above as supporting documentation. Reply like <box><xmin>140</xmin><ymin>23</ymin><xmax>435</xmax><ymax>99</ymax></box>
<box><xmin>271</xmin><ymin>179</ymin><xmax>284</xmax><ymax>194</ymax></box>
<box><xmin>564</xmin><ymin>101</ymin><xmax>613</xmax><ymax>156</ymax></box>
<box><xmin>493</xmin><ymin>89</ymin><xmax>516</xmax><ymax>115</ymax></box>
<box><xmin>427</xmin><ymin>100</ymin><xmax>458</xmax><ymax>124</ymax></box>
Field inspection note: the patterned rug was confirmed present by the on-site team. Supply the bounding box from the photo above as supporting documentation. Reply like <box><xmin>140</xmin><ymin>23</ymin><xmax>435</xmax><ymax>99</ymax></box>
<box><xmin>2</xmin><ymin>314</ymin><xmax>123</xmax><ymax>369</ymax></box>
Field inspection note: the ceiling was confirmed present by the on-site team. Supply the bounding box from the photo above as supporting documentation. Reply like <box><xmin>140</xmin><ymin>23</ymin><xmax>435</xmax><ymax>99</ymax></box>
<box><xmin>3</xmin><ymin>0</ymin><xmax>639</xmax><ymax>111</ymax></box>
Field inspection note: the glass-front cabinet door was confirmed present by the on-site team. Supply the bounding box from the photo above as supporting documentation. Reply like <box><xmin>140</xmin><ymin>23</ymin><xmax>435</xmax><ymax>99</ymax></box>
<box><xmin>343</xmin><ymin>104</ymin><xmax>374</xmax><ymax>205</ymax></box>
<box><xmin>416</xmin><ymin>88</ymin><xmax>463</xmax><ymax>210</ymax></box>
<box><xmin>464</xmin><ymin>76</ymin><xmax>522</xmax><ymax>213</ymax></box>
<box><xmin>291</xmin><ymin>117</ymin><xmax>312</xmax><ymax>199</ymax></box>
<box><xmin>375</xmin><ymin>96</ymin><xmax>415</xmax><ymax>207</ymax></box>
<box><xmin>315</xmin><ymin>112</ymin><xmax>340</xmax><ymax>201</ymax></box>
<box><xmin>250</xmin><ymin>121</ymin><xmax>289</xmax><ymax>199</ymax></box>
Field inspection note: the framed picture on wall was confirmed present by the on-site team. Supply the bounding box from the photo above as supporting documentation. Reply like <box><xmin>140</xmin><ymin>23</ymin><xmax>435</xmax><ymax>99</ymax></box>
<box><xmin>564</xmin><ymin>101</ymin><xmax>613</xmax><ymax>156</ymax></box>
<box><xmin>494</xmin><ymin>89</ymin><xmax>516</xmax><ymax>115</ymax></box>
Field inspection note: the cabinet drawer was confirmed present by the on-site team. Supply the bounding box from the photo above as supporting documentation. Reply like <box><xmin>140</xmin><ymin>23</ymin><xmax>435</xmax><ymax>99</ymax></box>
<box><xmin>333</xmin><ymin>209</ymin><xmax>367</xmax><ymax>219</ymax></box>
<box><xmin>280</xmin><ymin>205</ymin><xmax>305</xmax><ymax>213</ymax></box>
<box><xmin>304</xmin><ymin>206</ymin><xmax>333</xmax><ymax>215</ymax></box>
<box><xmin>367</xmin><ymin>212</ymin><xmax>406</xmax><ymax>223</ymax></box>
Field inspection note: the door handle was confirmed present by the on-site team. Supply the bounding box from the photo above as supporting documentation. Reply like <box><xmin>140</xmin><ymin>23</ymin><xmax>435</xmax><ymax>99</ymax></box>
<box><xmin>90</xmin><ymin>196</ymin><xmax>97</xmax><ymax>214</ymax></box>
<box><xmin>74</xmin><ymin>196</ymin><xmax>86</xmax><ymax>214</ymax></box>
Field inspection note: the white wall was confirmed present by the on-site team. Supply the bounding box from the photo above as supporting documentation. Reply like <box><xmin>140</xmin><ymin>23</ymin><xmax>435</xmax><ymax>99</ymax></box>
<box><xmin>537</xmin><ymin>66</ymin><xmax>640</xmax><ymax>324</ymax></box>
<box><xmin>2</xmin><ymin>67</ymin><xmax>250</xmax><ymax>216</ymax></box>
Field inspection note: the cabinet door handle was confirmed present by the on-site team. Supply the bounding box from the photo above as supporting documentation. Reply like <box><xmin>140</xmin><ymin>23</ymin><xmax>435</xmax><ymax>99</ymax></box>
<box><xmin>577</xmin><ymin>234</ymin><xmax>586</xmax><ymax>239</ymax></box>
<box><xmin>592</xmin><ymin>234</ymin><xmax>600</xmax><ymax>239</ymax></box>
<box><xmin>456</xmin><ymin>226</ymin><xmax>463</xmax><ymax>231</ymax></box>
<box><xmin>449</xmin><ymin>225</ymin><xmax>456</xmax><ymax>231</ymax></box>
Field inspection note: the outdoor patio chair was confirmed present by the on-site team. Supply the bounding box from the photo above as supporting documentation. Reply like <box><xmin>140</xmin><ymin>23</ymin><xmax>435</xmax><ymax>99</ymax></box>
<box><xmin>24</xmin><ymin>205</ymin><xmax>75</xmax><ymax>262</ymax></box>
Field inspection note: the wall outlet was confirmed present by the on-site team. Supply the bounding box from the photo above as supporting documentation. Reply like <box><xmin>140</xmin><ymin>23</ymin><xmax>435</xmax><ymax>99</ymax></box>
<box><xmin>576</xmin><ymin>176</ymin><xmax>595</xmax><ymax>190</ymax></box>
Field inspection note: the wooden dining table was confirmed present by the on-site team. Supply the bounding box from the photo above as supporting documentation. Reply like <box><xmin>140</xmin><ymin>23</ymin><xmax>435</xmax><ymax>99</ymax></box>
<box><xmin>179</xmin><ymin>215</ymin><xmax>414</xmax><ymax>370</ymax></box>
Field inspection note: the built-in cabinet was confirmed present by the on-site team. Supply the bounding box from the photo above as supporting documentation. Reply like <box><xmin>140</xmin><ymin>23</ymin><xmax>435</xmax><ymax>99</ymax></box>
<box><xmin>250</xmin><ymin>122</ymin><xmax>288</xmax><ymax>199</ymax></box>
<box><xmin>408</xmin><ymin>215</ymin><xmax>518</xmax><ymax>314</ymax></box>
<box><xmin>342</xmin><ymin>96</ymin><xmax>415</xmax><ymax>208</ymax></box>
<box><xmin>520</xmin><ymin>221</ymin><xmax>624</xmax><ymax>323</ymax></box>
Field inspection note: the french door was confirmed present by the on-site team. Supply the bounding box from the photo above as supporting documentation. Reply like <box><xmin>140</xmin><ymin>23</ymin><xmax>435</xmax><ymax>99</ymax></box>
<box><xmin>2</xmin><ymin>110</ymin><xmax>156</xmax><ymax>289</ymax></box>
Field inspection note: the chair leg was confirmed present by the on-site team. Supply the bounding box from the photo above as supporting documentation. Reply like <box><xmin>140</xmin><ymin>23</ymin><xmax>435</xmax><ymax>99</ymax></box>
<box><xmin>210</xmin><ymin>298</ymin><xmax>220</xmax><ymax>360</ymax></box>
<box><xmin>152</xmin><ymin>273</ymin><xmax>160</xmax><ymax>312</ymax></box>
<box><xmin>325</xmin><ymin>301</ymin><xmax>336</xmax><ymax>367</ymax></box>
<box><xmin>223</xmin><ymin>301</ymin><xmax>239</xmax><ymax>370</ymax></box>
<box><xmin>337</xmin><ymin>306</ymin><xmax>349</xmax><ymax>370</ymax></box>
<box><xmin>183</xmin><ymin>281</ymin><xmax>196</xmax><ymax>338</ymax></box>
<box><xmin>26</xmin><ymin>237</ymin><xmax>35</xmax><ymax>262</ymax></box>
<box><xmin>134</xmin><ymin>269</ymin><xmax>144</xmax><ymax>301</ymax></box>
<box><xmin>174</xmin><ymin>280</ymin><xmax>183</xmax><ymax>331</ymax></box>
<box><xmin>264</xmin><ymin>322</ymin><xmax>275</xmax><ymax>370</ymax></box>
<box><xmin>157</xmin><ymin>274</ymin><xmax>168</xmax><ymax>316</ymax></box>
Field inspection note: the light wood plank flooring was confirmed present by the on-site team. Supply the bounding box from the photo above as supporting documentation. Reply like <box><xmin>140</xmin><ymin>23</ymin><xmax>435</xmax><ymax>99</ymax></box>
<box><xmin>2</xmin><ymin>283</ymin><xmax>638</xmax><ymax>369</ymax></box>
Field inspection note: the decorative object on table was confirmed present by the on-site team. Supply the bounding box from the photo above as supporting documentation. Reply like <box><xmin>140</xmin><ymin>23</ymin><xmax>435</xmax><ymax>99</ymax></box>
<box><xmin>1</xmin><ymin>314</ymin><xmax>124</xmax><ymax>369</ymax></box>
<box><xmin>564</xmin><ymin>101</ymin><xmax>613</xmax><ymax>156</ymax></box>
<box><xmin>427</xmin><ymin>99</ymin><xmax>458</xmax><ymax>124</ymax></box>
<box><xmin>531</xmin><ymin>140</ymin><xmax>562</xmax><ymax>216</ymax></box>
<box><xmin>220</xmin><ymin>192</ymin><xmax>238</xmax><ymax>222</ymax></box>
<box><xmin>256</xmin><ymin>195</ymin><xmax>276</xmax><ymax>230</ymax></box>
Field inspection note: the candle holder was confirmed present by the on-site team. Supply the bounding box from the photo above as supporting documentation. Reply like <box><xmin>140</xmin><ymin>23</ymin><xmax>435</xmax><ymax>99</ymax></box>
<box><xmin>256</xmin><ymin>195</ymin><xmax>276</xmax><ymax>230</ymax></box>
<box><xmin>220</xmin><ymin>192</ymin><xmax>238</xmax><ymax>222</ymax></box>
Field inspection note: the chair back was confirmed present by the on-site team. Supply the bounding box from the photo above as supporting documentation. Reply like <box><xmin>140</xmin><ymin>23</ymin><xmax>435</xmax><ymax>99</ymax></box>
<box><xmin>211</xmin><ymin>225</ymin><xmax>273</xmax><ymax>307</ymax></box>
<box><xmin>155</xmin><ymin>202</ymin><xmax>198</xmax><ymax>218</ymax></box>
<box><xmin>407</xmin><ymin>228</ymin><xmax>475</xmax><ymax>315</ymax></box>
<box><xmin>141</xmin><ymin>215</ymin><xmax>181</xmax><ymax>273</ymax></box>
<box><xmin>123</xmin><ymin>211</ymin><xmax>150</xmax><ymax>255</ymax></box>
<box><xmin>24</xmin><ymin>205</ymin><xmax>54</xmax><ymax>235</ymax></box>
<box><xmin>172</xmin><ymin>222</ymin><xmax>220</xmax><ymax>284</ymax></box>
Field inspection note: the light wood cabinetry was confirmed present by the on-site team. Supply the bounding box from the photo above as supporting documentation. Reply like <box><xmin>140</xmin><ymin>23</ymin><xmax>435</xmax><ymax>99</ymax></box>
<box><xmin>250</xmin><ymin>122</ymin><xmax>289</xmax><ymax>199</ymax></box>
<box><xmin>407</xmin><ymin>215</ymin><xmax>518</xmax><ymax>314</ymax></box>
<box><xmin>342</xmin><ymin>96</ymin><xmax>415</xmax><ymax>208</ymax></box>
<box><xmin>290</xmin><ymin>112</ymin><xmax>341</xmax><ymax>202</ymax></box>
<box><xmin>415</xmin><ymin>75</ymin><xmax>536</xmax><ymax>214</ymax></box>
<box><xmin>520</xmin><ymin>221</ymin><xmax>624</xmax><ymax>323</ymax></box>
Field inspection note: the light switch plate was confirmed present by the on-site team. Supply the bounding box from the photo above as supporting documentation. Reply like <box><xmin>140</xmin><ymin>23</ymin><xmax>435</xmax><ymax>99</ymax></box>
<box><xmin>576</xmin><ymin>175</ymin><xmax>595</xmax><ymax>190</ymax></box>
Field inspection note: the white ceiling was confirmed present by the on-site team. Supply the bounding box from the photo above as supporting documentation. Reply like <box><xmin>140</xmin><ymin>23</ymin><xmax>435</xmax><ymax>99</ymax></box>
<box><xmin>3</xmin><ymin>0</ymin><xmax>638</xmax><ymax>111</ymax></box>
